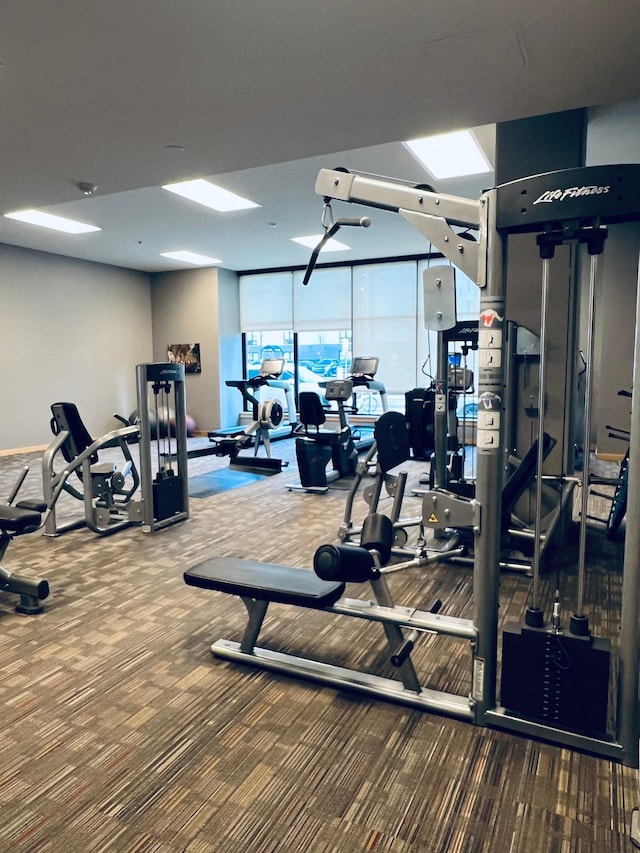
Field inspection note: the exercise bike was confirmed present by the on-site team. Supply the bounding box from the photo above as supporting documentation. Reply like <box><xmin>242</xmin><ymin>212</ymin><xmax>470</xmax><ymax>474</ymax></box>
<box><xmin>208</xmin><ymin>358</ymin><xmax>294</xmax><ymax>474</ymax></box>
<box><xmin>289</xmin><ymin>378</ymin><xmax>358</xmax><ymax>493</ymax></box>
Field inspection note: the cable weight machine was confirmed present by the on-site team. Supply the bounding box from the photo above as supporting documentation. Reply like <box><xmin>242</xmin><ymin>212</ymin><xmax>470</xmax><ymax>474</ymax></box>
<box><xmin>135</xmin><ymin>363</ymin><xmax>189</xmax><ymax>533</ymax></box>
<box><xmin>311</xmin><ymin>163</ymin><xmax>640</xmax><ymax>771</ymax></box>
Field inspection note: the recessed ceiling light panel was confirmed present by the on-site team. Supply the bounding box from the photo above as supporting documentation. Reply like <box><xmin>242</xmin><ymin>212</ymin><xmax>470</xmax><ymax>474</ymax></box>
<box><xmin>162</xmin><ymin>179</ymin><xmax>260</xmax><ymax>212</ymax></box>
<box><xmin>404</xmin><ymin>130</ymin><xmax>491</xmax><ymax>180</ymax></box>
<box><xmin>160</xmin><ymin>250</ymin><xmax>222</xmax><ymax>265</ymax></box>
<box><xmin>4</xmin><ymin>209</ymin><xmax>101</xmax><ymax>234</ymax></box>
<box><xmin>291</xmin><ymin>235</ymin><xmax>350</xmax><ymax>252</ymax></box>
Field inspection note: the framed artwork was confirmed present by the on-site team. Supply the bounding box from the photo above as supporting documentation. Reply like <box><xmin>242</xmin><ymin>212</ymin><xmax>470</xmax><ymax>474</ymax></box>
<box><xmin>168</xmin><ymin>343</ymin><xmax>201</xmax><ymax>373</ymax></box>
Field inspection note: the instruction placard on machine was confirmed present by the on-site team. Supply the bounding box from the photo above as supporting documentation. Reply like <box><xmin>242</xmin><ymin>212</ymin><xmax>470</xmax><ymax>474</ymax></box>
<box><xmin>476</xmin><ymin>299</ymin><xmax>504</xmax><ymax>450</ymax></box>
<box><xmin>476</xmin><ymin>391</ymin><xmax>502</xmax><ymax>449</ymax></box>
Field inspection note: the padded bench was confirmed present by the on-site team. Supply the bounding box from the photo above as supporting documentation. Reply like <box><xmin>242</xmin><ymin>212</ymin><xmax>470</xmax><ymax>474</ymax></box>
<box><xmin>0</xmin><ymin>505</ymin><xmax>43</xmax><ymax>535</ymax></box>
<box><xmin>183</xmin><ymin>552</ymin><xmax>475</xmax><ymax>719</ymax></box>
<box><xmin>184</xmin><ymin>556</ymin><xmax>345</xmax><ymax>609</ymax></box>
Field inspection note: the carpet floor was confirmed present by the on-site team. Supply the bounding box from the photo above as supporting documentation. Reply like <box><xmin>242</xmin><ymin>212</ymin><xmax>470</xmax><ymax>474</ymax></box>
<box><xmin>0</xmin><ymin>435</ymin><xmax>636</xmax><ymax>852</ymax></box>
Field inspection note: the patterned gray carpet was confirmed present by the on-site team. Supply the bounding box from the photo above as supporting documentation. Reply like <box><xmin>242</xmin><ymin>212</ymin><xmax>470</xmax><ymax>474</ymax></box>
<box><xmin>0</xmin><ymin>438</ymin><xmax>635</xmax><ymax>852</ymax></box>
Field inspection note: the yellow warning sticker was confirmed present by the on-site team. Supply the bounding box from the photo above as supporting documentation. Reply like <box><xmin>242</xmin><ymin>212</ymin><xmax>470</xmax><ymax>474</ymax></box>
<box><xmin>428</xmin><ymin>513</ymin><xmax>439</xmax><ymax>523</ymax></box>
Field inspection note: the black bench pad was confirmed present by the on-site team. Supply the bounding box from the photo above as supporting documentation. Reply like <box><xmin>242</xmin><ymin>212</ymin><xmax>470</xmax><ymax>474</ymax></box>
<box><xmin>184</xmin><ymin>557</ymin><xmax>345</xmax><ymax>609</ymax></box>
<box><xmin>0</xmin><ymin>505</ymin><xmax>42</xmax><ymax>534</ymax></box>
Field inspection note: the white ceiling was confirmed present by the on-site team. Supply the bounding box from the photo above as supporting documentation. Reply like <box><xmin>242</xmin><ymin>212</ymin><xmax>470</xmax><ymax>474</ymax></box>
<box><xmin>1</xmin><ymin>1</ymin><xmax>640</xmax><ymax>273</ymax></box>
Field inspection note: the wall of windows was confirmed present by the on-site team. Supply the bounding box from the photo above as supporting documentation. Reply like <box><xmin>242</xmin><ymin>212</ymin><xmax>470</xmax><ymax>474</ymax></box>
<box><xmin>239</xmin><ymin>258</ymin><xmax>479</xmax><ymax>417</ymax></box>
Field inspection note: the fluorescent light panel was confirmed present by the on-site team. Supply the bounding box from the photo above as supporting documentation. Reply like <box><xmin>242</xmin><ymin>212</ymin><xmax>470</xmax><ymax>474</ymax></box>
<box><xmin>291</xmin><ymin>235</ymin><xmax>350</xmax><ymax>252</ymax></box>
<box><xmin>161</xmin><ymin>250</ymin><xmax>222</xmax><ymax>265</ymax></box>
<box><xmin>404</xmin><ymin>130</ymin><xmax>491</xmax><ymax>180</ymax></box>
<box><xmin>4</xmin><ymin>209</ymin><xmax>101</xmax><ymax>234</ymax></box>
<box><xmin>162</xmin><ymin>179</ymin><xmax>260</xmax><ymax>212</ymax></box>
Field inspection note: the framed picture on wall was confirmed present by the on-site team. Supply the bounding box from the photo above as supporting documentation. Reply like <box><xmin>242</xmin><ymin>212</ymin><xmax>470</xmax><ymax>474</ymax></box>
<box><xmin>168</xmin><ymin>343</ymin><xmax>201</xmax><ymax>373</ymax></box>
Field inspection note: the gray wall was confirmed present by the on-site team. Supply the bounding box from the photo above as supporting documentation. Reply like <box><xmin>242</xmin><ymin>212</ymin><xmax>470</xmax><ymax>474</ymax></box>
<box><xmin>150</xmin><ymin>266</ymin><xmax>241</xmax><ymax>432</ymax></box>
<box><xmin>0</xmin><ymin>244</ymin><xmax>152</xmax><ymax>451</ymax></box>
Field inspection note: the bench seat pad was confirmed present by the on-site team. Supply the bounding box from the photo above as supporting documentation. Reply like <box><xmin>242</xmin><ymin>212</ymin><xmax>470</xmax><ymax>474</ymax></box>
<box><xmin>184</xmin><ymin>557</ymin><xmax>345</xmax><ymax>609</ymax></box>
<box><xmin>0</xmin><ymin>505</ymin><xmax>42</xmax><ymax>534</ymax></box>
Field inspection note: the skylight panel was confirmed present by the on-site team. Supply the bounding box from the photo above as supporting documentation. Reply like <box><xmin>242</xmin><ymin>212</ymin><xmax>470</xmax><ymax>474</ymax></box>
<box><xmin>291</xmin><ymin>235</ymin><xmax>350</xmax><ymax>252</ymax></box>
<box><xmin>162</xmin><ymin>179</ymin><xmax>260</xmax><ymax>212</ymax></box>
<box><xmin>4</xmin><ymin>209</ymin><xmax>101</xmax><ymax>234</ymax></box>
<box><xmin>160</xmin><ymin>250</ymin><xmax>222</xmax><ymax>265</ymax></box>
<box><xmin>404</xmin><ymin>130</ymin><xmax>491</xmax><ymax>180</ymax></box>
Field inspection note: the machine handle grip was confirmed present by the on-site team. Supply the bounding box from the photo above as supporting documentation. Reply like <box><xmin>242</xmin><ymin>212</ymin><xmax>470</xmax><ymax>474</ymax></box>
<box><xmin>390</xmin><ymin>630</ymin><xmax>419</xmax><ymax>668</ymax></box>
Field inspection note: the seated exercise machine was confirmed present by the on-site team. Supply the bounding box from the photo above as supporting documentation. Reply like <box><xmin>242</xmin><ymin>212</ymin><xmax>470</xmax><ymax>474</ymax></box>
<box><xmin>184</xmin><ymin>512</ymin><xmax>474</xmax><ymax>717</ymax></box>
<box><xmin>0</xmin><ymin>464</ymin><xmax>79</xmax><ymax>613</ymax></box>
<box><xmin>0</xmin><ymin>468</ymin><xmax>49</xmax><ymax>613</ymax></box>
<box><xmin>208</xmin><ymin>358</ymin><xmax>295</xmax><ymax>474</ymax></box>
<box><xmin>43</xmin><ymin>402</ymin><xmax>142</xmax><ymax>537</ymax></box>
<box><xmin>340</xmin><ymin>410</ymin><xmax>419</xmax><ymax>548</ymax></box>
<box><xmin>289</xmin><ymin>378</ymin><xmax>357</xmax><ymax>493</ymax></box>
<box><xmin>339</xmin><ymin>409</ymin><xmax>464</xmax><ymax>567</ymax></box>
<box><xmin>406</xmin><ymin>321</ymin><xmax>477</xmax><ymax>465</ymax></box>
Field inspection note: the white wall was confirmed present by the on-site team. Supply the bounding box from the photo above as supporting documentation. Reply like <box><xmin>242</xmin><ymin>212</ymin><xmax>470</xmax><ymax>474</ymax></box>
<box><xmin>0</xmin><ymin>244</ymin><xmax>152</xmax><ymax>452</ymax></box>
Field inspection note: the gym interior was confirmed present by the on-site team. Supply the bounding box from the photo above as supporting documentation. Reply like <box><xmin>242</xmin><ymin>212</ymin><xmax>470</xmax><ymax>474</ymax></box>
<box><xmin>3</xmin><ymin>5</ymin><xmax>640</xmax><ymax>852</ymax></box>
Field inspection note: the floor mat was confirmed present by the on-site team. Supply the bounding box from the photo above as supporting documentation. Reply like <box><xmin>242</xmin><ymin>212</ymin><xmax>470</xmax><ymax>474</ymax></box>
<box><xmin>188</xmin><ymin>467</ymin><xmax>266</xmax><ymax>498</ymax></box>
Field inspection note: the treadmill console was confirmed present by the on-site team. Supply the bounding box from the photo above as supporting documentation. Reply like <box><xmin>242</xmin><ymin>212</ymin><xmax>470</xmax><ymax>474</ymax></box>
<box><xmin>259</xmin><ymin>357</ymin><xmax>285</xmax><ymax>378</ymax></box>
<box><xmin>350</xmin><ymin>356</ymin><xmax>379</xmax><ymax>379</ymax></box>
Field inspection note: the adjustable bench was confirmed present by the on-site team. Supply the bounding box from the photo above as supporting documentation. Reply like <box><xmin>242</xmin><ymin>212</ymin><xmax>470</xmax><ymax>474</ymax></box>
<box><xmin>184</xmin><ymin>518</ymin><xmax>476</xmax><ymax>719</ymax></box>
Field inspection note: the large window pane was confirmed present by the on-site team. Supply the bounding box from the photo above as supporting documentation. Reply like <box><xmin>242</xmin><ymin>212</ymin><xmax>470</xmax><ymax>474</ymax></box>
<box><xmin>242</xmin><ymin>330</ymin><xmax>296</xmax><ymax>419</ymax></box>
<box><xmin>293</xmin><ymin>267</ymin><xmax>351</xmax><ymax>331</ymax></box>
<box><xmin>240</xmin><ymin>272</ymin><xmax>293</xmax><ymax>331</ymax></box>
<box><xmin>353</xmin><ymin>262</ymin><xmax>418</xmax><ymax>410</ymax></box>
<box><xmin>297</xmin><ymin>329</ymin><xmax>353</xmax><ymax>410</ymax></box>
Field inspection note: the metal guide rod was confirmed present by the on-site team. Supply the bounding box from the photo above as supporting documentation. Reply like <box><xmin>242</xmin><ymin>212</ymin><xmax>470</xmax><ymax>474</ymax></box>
<box><xmin>575</xmin><ymin>252</ymin><xmax>600</xmax><ymax>626</ymax></box>
<box><xmin>433</xmin><ymin>332</ymin><xmax>449</xmax><ymax>489</ymax></box>
<box><xmin>529</xmin><ymin>256</ymin><xmax>551</xmax><ymax>622</ymax></box>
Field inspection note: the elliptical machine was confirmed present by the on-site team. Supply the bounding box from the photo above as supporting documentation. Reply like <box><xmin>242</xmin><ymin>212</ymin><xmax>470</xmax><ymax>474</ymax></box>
<box><xmin>289</xmin><ymin>378</ymin><xmax>357</xmax><ymax>492</ymax></box>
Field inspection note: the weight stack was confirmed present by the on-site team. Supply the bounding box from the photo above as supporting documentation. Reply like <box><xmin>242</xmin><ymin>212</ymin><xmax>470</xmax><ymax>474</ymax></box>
<box><xmin>153</xmin><ymin>473</ymin><xmax>185</xmax><ymax>522</ymax></box>
<box><xmin>501</xmin><ymin>622</ymin><xmax>611</xmax><ymax>736</ymax></box>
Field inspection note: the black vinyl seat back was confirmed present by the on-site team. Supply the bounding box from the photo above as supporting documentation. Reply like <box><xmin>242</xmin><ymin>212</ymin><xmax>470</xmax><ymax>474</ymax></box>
<box><xmin>374</xmin><ymin>411</ymin><xmax>411</xmax><ymax>473</ymax></box>
<box><xmin>50</xmin><ymin>402</ymin><xmax>98</xmax><ymax>465</ymax></box>
<box><xmin>502</xmin><ymin>432</ymin><xmax>556</xmax><ymax>514</ymax></box>
<box><xmin>299</xmin><ymin>392</ymin><xmax>328</xmax><ymax>432</ymax></box>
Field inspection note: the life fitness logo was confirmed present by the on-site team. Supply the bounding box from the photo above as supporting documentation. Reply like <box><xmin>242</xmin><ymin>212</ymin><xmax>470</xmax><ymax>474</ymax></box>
<box><xmin>533</xmin><ymin>184</ymin><xmax>610</xmax><ymax>204</ymax></box>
